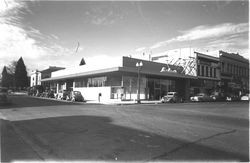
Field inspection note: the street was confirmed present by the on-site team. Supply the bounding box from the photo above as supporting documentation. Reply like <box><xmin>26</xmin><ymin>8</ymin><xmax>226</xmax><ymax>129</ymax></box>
<box><xmin>0</xmin><ymin>95</ymin><xmax>249</xmax><ymax>162</ymax></box>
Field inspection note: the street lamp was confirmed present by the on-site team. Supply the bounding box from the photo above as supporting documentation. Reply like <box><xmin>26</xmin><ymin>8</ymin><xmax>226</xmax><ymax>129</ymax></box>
<box><xmin>136</xmin><ymin>61</ymin><xmax>143</xmax><ymax>103</ymax></box>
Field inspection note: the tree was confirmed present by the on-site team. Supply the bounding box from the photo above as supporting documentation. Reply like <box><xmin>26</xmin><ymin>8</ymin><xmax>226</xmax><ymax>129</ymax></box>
<box><xmin>79</xmin><ymin>57</ymin><xmax>86</xmax><ymax>66</ymax></box>
<box><xmin>14</xmin><ymin>57</ymin><xmax>29</xmax><ymax>89</ymax></box>
<box><xmin>7</xmin><ymin>61</ymin><xmax>17</xmax><ymax>75</ymax></box>
<box><xmin>1</xmin><ymin>66</ymin><xmax>14</xmax><ymax>88</ymax></box>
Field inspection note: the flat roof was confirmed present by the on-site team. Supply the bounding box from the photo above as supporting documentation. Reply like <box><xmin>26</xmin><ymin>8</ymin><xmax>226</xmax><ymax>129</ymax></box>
<box><xmin>41</xmin><ymin>66</ymin><xmax>197</xmax><ymax>82</ymax></box>
<box><xmin>195</xmin><ymin>52</ymin><xmax>219</xmax><ymax>61</ymax></box>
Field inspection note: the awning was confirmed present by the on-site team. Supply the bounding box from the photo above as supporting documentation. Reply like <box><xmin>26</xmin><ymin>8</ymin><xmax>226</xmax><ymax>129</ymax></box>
<box><xmin>41</xmin><ymin>66</ymin><xmax>197</xmax><ymax>82</ymax></box>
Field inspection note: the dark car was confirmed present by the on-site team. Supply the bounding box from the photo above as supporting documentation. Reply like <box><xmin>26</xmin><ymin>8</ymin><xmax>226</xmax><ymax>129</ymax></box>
<box><xmin>210</xmin><ymin>92</ymin><xmax>226</xmax><ymax>101</ymax></box>
<box><xmin>68</xmin><ymin>91</ymin><xmax>84</xmax><ymax>102</ymax></box>
<box><xmin>161</xmin><ymin>92</ymin><xmax>183</xmax><ymax>103</ymax></box>
<box><xmin>226</xmin><ymin>95</ymin><xmax>240</xmax><ymax>101</ymax></box>
<box><xmin>46</xmin><ymin>90</ymin><xmax>55</xmax><ymax>98</ymax></box>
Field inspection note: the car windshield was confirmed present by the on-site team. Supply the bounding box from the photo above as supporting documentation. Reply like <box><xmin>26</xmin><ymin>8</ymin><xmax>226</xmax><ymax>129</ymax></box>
<box><xmin>167</xmin><ymin>92</ymin><xmax>176</xmax><ymax>97</ymax></box>
<box><xmin>197</xmin><ymin>93</ymin><xmax>204</xmax><ymax>97</ymax></box>
<box><xmin>74</xmin><ymin>91</ymin><xmax>81</xmax><ymax>95</ymax></box>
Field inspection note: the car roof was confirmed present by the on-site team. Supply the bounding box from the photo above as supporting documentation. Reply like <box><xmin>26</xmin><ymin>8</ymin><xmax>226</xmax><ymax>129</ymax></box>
<box><xmin>168</xmin><ymin>92</ymin><xmax>177</xmax><ymax>94</ymax></box>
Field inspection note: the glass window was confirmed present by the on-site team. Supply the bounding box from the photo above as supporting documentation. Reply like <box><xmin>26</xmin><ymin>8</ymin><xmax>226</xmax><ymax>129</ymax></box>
<box><xmin>87</xmin><ymin>76</ymin><xmax>107</xmax><ymax>87</ymax></box>
<box><xmin>155</xmin><ymin>79</ymin><xmax>160</xmax><ymax>88</ymax></box>
<box><xmin>197</xmin><ymin>65</ymin><xmax>200</xmax><ymax>76</ymax></box>
<box><xmin>205</xmin><ymin>66</ymin><xmax>208</xmax><ymax>77</ymax></box>
<box><xmin>210</xmin><ymin>67</ymin><xmax>212</xmax><ymax>77</ymax></box>
<box><xmin>75</xmin><ymin>78</ymin><xmax>86</xmax><ymax>88</ymax></box>
<box><xmin>214</xmin><ymin>68</ymin><xmax>216</xmax><ymax>78</ymax></box>
<box><xmin>223</xmin><ymin>62</ymin><xmax>225</xmax><ymax>73</ymax></box>
<box><xmin>201</xmin><ymin>65</ymin><xmax>204</xmax><ymax>76</ymax></box>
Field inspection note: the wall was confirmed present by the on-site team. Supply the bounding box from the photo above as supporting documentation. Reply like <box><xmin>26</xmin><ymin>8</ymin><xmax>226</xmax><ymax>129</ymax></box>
<box><xmin>30</xmin><ymin>71</ymin><xmax>41</xmax><ymax>87</ymax></box>
<box><xmin>74</xmin><ymin>87</ymin><xmax>111</xmax><ymax>101</ymax></box>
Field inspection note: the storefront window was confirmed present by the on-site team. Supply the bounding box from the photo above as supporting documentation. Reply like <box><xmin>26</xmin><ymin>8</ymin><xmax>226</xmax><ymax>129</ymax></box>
<box><xmin>75</xmin><ymin>78</ymin><xmax>86</xmax><ymax>88</ymax></box>
<box><xmin>155</xmin><ymin>79</ymin><xmax>160</xmax><ymax>88</ymax></box>
<box><xmin>121</xmin><ymin>75</ymin><xmax>146</xmax><ymax>100</ymax></box>
<box><xmin>87</xmin><ymin>76</ymin><xmax>107</xmax><ymax>87</ymax></box>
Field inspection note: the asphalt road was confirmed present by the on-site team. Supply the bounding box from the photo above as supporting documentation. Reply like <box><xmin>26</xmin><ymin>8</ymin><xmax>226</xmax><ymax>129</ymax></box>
<box><xmin>0</xmin><ymin>95</ymin><xmax>249</xmax><ymax>162</ymax></box>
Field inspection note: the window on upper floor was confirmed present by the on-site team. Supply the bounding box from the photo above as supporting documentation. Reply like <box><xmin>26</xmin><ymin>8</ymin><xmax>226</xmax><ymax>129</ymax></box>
<box><xmin>205</xmin><ymin>66</ymin><xmax>208</xmax><ymax>77</ymax></box>
<box><xmin>197</xmin><ymin>65</ymin><xmax>200</xmax><ymax>76</ymax></box>
<box><xmin>214</xmin><ymin>68</ymin><xmax>216</xmax><ymax>78</ymax></box>
<box><xmin>221</xmin><ymin>62</ymin><xmax>224</xmax><ymax>73</ymax></box>
<box><xmin>201</xmin><ymin>65</ymin><xmax>204</xmax><ymax>76</ymax></box>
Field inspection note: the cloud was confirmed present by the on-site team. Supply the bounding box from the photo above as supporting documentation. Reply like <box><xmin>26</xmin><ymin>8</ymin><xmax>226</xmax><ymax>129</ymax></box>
<box><xmin>0</xmin><ymin>0</ymin><xmax>77</xmax><ymax>73</ymax></box>
<box><xmin>84</xmin><ymin>4</ymin><xmax>125</xmax><ymax>26</ymax></box>
<box><xmin>150</xmin><ymin>23</ymin><xmax>249</xmax><ymax>49</ymax></box>
<box><xmin>135</xmin><ymin>47</ymin><xmax>147</xmax><ymax>52</ymax></box>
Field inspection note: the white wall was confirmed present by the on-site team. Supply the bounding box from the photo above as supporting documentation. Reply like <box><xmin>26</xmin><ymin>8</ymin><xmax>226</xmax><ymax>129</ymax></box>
<box><xmin>51</xmin><ymin>56</ymin><xmax>123</xmax><ymax>78</ymax></box>
<box><xmin>124</xmin><ymin>93</ymin><xmax>146</xmax><ymax>100</ymax></box>
<box><xmin>74</xmin><ymin>87</ymin><xmax>111</xmax><ymax>101</ymax></box>
<box><xmin>30</xmin><ymin>71</ymin><xmax>41</xmax><ymax>87</ymax></box>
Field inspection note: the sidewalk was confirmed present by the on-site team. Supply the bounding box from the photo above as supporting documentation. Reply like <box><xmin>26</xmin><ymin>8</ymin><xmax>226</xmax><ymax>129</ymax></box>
<box><xmin>86</xmin><ymin>99</ymin><xmax>162</xmax><ymax>105</ymax></box>
<box><xmin>28</xmin><ymin>95</ymin><xmax>161</xmax><ymax>105</ymax></box>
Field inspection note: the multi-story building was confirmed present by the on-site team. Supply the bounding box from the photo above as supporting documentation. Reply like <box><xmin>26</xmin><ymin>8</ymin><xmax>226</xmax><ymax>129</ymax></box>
<box><xmin>41</xmin><ymin>56</ymin><xmax>195</xmax><ymax>101</ymax></box>
<box><xmin>30</xmin><ymin>70</ymin><xmax>41</xmax><ymax>87</ymax></box>
<box><xmin>189</xmin><ymin>52</ymin><xmax>221</xmax><ymax>95</ymax></box>
<box><xmin>30</xmin><ymin>66</ymin><xmax>65</xmax><ymax>88</ymax></box>
<box><xmin>219</xmin><ymin>50</ymin><xmax>249</xmax><ymax>96</ymax></box>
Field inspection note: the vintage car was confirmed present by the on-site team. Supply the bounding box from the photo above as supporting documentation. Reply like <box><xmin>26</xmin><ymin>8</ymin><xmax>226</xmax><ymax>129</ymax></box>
<box><xmin>57</xmin><ymin>90</ymin><xmax>70</xmax><ymax>100</ymax></box>
<box><xmin>190</xmin><ymin>93</ymin><xmax>214</xmax><ymax>102</ymax></box>
<box><xmin>210</xmin><ymin>92</ymin><xmax>226</xmax><ymax>101</ymax></box>
<box><xmin>240</xmin><ymin>94</ymin><xmax>249</xmax><ymax>101</ymax></box>
<box><xmin>68</xmin><ymin>91</ymin><xmax>84</xmax><ymax>102</ymax></box>
<box><xmin>161</xmin><ymin>92</ymin><xmax>183</xmax><ymax>103</ymax></box>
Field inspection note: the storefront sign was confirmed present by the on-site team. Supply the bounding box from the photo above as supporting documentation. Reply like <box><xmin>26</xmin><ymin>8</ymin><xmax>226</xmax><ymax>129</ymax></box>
<box><xmin>160</xmin><ymin>67</ymin><xmax>177</xmax><ymax>73</ymax></box>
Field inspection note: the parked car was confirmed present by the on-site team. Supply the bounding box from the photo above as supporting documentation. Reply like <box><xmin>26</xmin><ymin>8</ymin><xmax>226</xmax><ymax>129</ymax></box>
<box><xmin>190</xmin><ymin>93</ymin><xmax>214</xmax><ymax>102</ymax></box>
<box><xmin>57</xmin><ymin>90</ymin><xmax>70</xmax><ymax>100</ymax></box>
<box><xmin>46</xmin><ymin>90</ymin><xmax>55</xmax><ymax>98</ymax></box>
<box><xmin>226</xmin><ymin>95</ymin><xmax>240</xmax><ymax>101</ymax></box>
<box><xmin>210</xmin><ymin>92</ymin><xmax>226</xmax><ymax>101</ymax></box>
<box><xmin>161</xmin><ymin>92</ymin><xmax>183</xmax><ymax>103</ymax></box>
<box><xmin>0</xmin><ymin>87</ymin><xmax>11</xmax><ymax>105</ymax></box>
<box><xmin>240</xmin><ymin>94</ymin><xmax>249</xmax><ymax>101</ymax></box>
<box><xmin>68</xmin><ymin>91</ymin><xmax>84</xmax><ymax>102</ymax></box>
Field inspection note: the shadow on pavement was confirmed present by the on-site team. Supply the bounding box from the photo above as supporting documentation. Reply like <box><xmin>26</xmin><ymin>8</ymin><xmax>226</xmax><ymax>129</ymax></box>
<box><xmin>0</xmin><ymin>95</ymin><xmax>84</xmax><ymax>109</ymax></box>
<box><xmin>1</xmin><ymin>115</ymin><xmax>249</xmax><ymax>162</ymax></box>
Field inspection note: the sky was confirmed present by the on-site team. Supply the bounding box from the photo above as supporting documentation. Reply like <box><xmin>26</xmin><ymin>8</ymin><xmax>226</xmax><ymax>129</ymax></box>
<box><xmin>0</xmin><ymin>0</ymin><xmax>249</xmax><ymax>74</ymax></box>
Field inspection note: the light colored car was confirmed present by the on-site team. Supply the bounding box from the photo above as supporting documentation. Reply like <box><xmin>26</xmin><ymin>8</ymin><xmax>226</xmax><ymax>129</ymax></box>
<box><xmin>240</xmin><ymin>94</ymin><xmax>249</xmax><ymax>101</ymax></box>
<box><xmin>57</xmin><ymin>90</ymin><xmax>69</xmax><ymax>100</ymax></box>
<box><xmin>0</xmin><ymin>87</ymin><xmax>11</xmax><ymax>105</ymax></box>
<box><xmin>190</xmin><ymin>93</ymin><xmax>213</xmax><ymax>102</ymax></box>
<box><xmin>161</xmin><ymin>92</ymin><xmax>183</xmax><ymax>103</ymax></box>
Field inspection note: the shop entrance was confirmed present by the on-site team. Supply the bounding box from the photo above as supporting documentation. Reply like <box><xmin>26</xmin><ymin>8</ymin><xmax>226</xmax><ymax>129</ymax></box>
<box><xmin>147</xmin><ymin>78</ymin><xmax>176</xmax><ymax>100</ymax></box>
